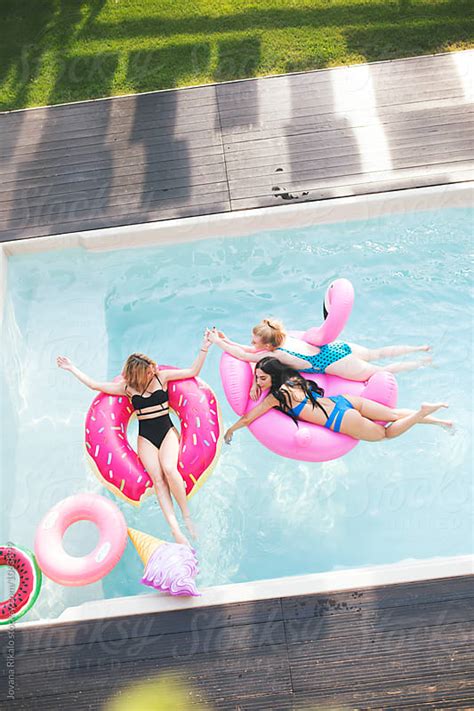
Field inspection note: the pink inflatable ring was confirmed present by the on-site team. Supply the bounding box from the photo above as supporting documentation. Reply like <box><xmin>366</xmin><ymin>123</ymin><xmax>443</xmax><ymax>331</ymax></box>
<box><xmin>85</xmin><ymin>368</ymin><xmax>222</xmax><ymax>506</ymax></box>
<box><xmin>34</xmin><ymin>493</ymin><xmax>127</xmax><ymax>586</ymax></box>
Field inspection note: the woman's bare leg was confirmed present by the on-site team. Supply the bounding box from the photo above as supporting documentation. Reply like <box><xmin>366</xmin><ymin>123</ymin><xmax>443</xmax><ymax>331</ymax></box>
<box><xmin>384</xmin><ymin>403</ymin><xmax>449</xmax><ymax>439</ymax></box>
<box><xmin>159</xmin><ymin>428</ymin><xmax>197</xmax><ymax>540</ymax></box>
<box><xmin>346</xmin><ymin>395</ymin><xmax>401</xmax><ymax>422</ymax></box>
<box><xmin>393</xmin><ymin>408</ymin><xmax>453</xmax><ymax>429</ymax></box>
<box><xmin>349</xmin><ymin>342</ymin><xmax>432</xmax><ymax>362</ymax></box>
<box><xmin>326</xmin><ymin>354</ymin><xmax>431</xmax><ymax>382</ymax></box>
<box><xmin>138</xmin><ymin>437</ymin><xmax>190</xmax><ymax>546</ymax></box>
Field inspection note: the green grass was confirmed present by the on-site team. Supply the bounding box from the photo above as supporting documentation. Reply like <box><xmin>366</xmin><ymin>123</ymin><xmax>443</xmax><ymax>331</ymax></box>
<box><xmin>1</xmin><ymin>0</ymin><xmax>473</xmax><ymax>111</ymax></box>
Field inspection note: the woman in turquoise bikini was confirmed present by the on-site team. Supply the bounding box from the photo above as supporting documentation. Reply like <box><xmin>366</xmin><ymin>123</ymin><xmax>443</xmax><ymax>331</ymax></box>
<box><xmin>224</xmin><ymin>357</ymin><xmax>452</xmax><ymax>444</ymax></box>
<box><xmin>208</xmin><ymin>318</ymin><xmax>432</xmax><ymax>399</ymax></box>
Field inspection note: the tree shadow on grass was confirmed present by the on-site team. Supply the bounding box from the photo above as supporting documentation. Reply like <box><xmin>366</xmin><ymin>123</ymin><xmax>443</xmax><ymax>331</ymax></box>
<box><xmin>0</xmin><ymin>0</ymin><xmax>108</xmax><ymax>111</ymax></box>
<box><xmin>214</xmin><ymin>37</ymin><xmax>261</xmax><ymax>82</ymax></box>
<box><xmin>126</xmin><ymin>43</ymin><xmax>211</xmax><ymax>93</ymax></box>
<box><xmin>81</xmin><ymin>2</ymin><xmax>474</xmax><ymax>41</ymax></box>
<box><xmin>344</xmin><ymin>17</ymin><xmax>474</xmax><ymax>63</ymax></box>
<box><xmin>48</xmin><ymin>52</ymin><xmax>120</xmax><ymax>105</ymax></box>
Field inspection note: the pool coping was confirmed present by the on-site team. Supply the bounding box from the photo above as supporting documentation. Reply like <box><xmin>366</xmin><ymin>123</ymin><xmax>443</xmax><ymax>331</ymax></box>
<box><xmin>2</xmin><ymin>181</ymin><xmax>473</xmax><ymax>627</ymax></box>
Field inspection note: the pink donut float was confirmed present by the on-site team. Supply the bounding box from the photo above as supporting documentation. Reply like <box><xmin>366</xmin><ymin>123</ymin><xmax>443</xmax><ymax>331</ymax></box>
<box><xmin>34</xmin><ymin>493</ymin><xmax>127</xmax><ymax>586</ymax></box>
<box><xmin>220</xmin><ymin>355</ymin><xmax>397</xmax><ymax>461</ymax></box>
<box><xmin>85</xmin><ymin>368</ymin><xmax>222</xmax><ymax>506</ymax></box>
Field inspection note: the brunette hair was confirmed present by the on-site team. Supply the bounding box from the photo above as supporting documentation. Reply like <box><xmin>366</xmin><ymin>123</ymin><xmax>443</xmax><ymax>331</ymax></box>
<box><xmin>255</xmin><ymin>356</ymin><xmax>327</xmax><ymax>425</ymax></box>
<box><xmin>123</xmin><ymin>353</ymin><xmax>156</xmax><ymax>393</ymax></box>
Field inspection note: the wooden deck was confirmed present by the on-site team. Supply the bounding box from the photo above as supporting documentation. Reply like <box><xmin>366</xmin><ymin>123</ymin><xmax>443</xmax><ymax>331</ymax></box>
<box><xmin>1</xmin><ymin>575</ymin><xmax>473</xmax><ymax>709</ymax></box>
<box><xmin>1</xmin><ymin>50</ymin><xmax>473</xmax><ymax>242</ymax></box>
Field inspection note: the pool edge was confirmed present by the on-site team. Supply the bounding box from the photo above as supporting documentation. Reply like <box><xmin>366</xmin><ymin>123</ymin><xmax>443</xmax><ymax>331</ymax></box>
<box><xmin>14</xmin><ymin>554</ymin><xmax>472</xmax><ymax>629</ymax></box>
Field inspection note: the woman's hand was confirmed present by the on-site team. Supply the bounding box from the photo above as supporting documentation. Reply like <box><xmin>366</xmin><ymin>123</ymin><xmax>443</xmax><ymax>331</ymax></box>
<box><xmin>57</xmin><ymin>356</ymin><xmax>74</xmax><ymax>371</ymax></box>
<box><xmin>224</xmin><ymin>428</ymin><xmax>234</xmax><ymax>444</ymax></box>
<box><xmin>250</xmin><ymin>383</ymin><xmax>261</xmax><ymax>401</ymax></box>
<box><xmin>201</xmin><ymin>331</ymin><xmax>212</xmax><ymax>351</ymax></box>
<box><xmin>206</xmin><ymin>328</ymin><xmax>221</xmax><ymax>344</ymax></box>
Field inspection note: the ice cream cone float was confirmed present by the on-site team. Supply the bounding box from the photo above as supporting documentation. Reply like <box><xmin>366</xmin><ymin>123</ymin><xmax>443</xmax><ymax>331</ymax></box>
<box><xmin>128</xmin><ymin>527</ymin><xmax>200</xmax><ymax>597</ymax></box>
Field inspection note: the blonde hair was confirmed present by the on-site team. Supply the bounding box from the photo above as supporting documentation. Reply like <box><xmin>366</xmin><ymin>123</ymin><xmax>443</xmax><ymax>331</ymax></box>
<box><xmin>252</xmin><ymin>318</ymin><xmax>286</xmax><ymax>349</ymax></box>
<box><xmin>123</xmin><ymin>353</ymin><xmax>156</xmax><ymax>393</ymax></box>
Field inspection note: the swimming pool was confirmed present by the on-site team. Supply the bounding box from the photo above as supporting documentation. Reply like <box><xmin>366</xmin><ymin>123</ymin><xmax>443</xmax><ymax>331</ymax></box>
<box><xmin>1</xmin><ymin>184</ymin><xmax>472</xmax><ymax>623</ymax></box>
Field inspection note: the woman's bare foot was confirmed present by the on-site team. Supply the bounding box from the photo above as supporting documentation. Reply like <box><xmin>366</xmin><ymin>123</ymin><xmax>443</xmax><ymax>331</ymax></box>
<box><xmin>420</xmin><ymin>356</ymin><xmax>433</xmax><ymax>367</ymax></box>
<box><xmin>416</xmin><ymin>345</ymin><xmax>432</xmax><ymax>352</ymax></box>
<box><xmin>171</xmin><ymin>526</ymin><xmax>191</xmax><ymax>547</ymax></box>
<box><xmin>184</xmin><ymin>515</ymin><xmax>198</xmax><ymax>540</ymax></box>
<box><xmin>420</xmin><ymin>415</ymin><xmax>454</xmax><ymax>429</ymax></box>
<box><xmin>419</xmin><ymin>402</ymin><xmax>448</xmax><ymax>418</ymax></box>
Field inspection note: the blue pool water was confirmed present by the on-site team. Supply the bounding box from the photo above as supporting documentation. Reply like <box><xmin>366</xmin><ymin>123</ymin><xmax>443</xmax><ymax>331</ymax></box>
<box><xmin>1</xmin><ymin>207</ymin><xmax>472</xmax><ymax>621</ymax></box>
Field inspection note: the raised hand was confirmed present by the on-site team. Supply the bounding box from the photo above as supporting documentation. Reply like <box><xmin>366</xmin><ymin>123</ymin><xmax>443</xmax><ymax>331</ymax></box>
<box><xmin>56</xmin><ymin>355</ymin><xmax>74</xmax><ymax>371</ymax></box>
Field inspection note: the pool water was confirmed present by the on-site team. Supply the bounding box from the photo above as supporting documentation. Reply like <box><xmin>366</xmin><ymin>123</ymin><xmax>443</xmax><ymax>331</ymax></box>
<box><xmin>1</xmin><ymin>207</ymin><xmax>472</xmax><ymax>621</ymax></box>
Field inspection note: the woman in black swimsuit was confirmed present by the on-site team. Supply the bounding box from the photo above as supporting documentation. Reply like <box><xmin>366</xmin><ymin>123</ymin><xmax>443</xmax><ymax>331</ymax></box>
<box><xmin>57</xmin><ymin>335</ymin><xmax>212</xmax><ymax>546</ymax></box>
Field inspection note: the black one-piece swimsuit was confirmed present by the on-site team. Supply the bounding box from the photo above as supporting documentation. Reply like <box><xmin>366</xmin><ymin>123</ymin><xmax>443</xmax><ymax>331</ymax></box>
<box><xmin>130</xmin><ymin>375</ymin><xmax>174</xmax><ymax>450</ymax></box>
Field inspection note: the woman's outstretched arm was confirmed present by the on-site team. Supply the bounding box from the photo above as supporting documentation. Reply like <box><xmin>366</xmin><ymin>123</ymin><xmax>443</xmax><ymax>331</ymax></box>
<box><xmin>57</xmin><ymin>356</ymin><xmax>126</xmax><ymax>395</ymax></box>
<box><xmin>224</xmin><ymin>393</ymin><xmax>278</xmax><ymax>443</ymax></box>
<box><xmin>160</xmin><ymin>335</ymin><xmax>212</xmax><ymax>383</ymax></box>
<box><xmin>215</xmin><ymin>329</ymin><xmax>258</xmax><ymax>353</ymax></box>
<box><xmin>207</xmin><ymin>330</ymin><xmax>265</xmax><ymax>362</ymax></box>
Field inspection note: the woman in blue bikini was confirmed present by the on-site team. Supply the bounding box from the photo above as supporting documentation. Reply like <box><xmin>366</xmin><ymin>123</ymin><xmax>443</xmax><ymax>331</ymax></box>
<box><xmin>208</xmin><ymin>318</ymin><xmax>432</xmax><ymax>399</ymax></box>
<box><xmin>224</xmin><ymin>357</ymin><xmax>452</xmax><ymax>444</ymax></box>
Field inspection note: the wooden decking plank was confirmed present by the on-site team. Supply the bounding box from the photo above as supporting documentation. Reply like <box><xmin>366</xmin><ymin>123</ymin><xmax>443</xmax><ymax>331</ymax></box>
<box><xmin>1</xmin><ymin>200</ymin><xmax>231</xmax><ymax>241</ymax></box>
<box><xmin>292</xmin><ymin>675</ymin><xmax>474</xmax><ymax>709</ymax></box>
<box><xmin>218</xmin><ymin>82</ymin><xmax>468</xmax><ymax>125</ymax></box>
<box><xmin>225</xmin><ymin>115</ymin><xmax>472</xmax><ymax>155</ymax></box>
<box><xmin>216</xmin><ymin>57</ymin><xmax>466</xmax><ymax>108</ymax></box>
<box><xmin>219</xmin><ymin>103</ymin><xmax>473</xmax><ymax>139</ymax></box>
<box><xmin>2</xmin><ymin>643</ymin><xmax>293</xmax><ymax>701</ymax></box>
<box><xmin>228</xmin><ymin>160</ymin><xmax>474</xmax><ymax>201</ymax></box>
<box><xmin>0</xmin><ymin>165</ymin><xmax>229</xmax><ymax>208</ymax></box>
<box><xmin>219</xmin><ymin>93</ymin><xmax>473</xmax><ymax>121</ymax></box>
<box><xmin>289</xmin><ymin>658</ymin><xmax>473</xmax><ymax>696</ymax></box>
<box><xmin>225</xmin><ymin>149</ymin><xmax>473</xmax><ymax>195</ymax></box>
<box><xmin>0</xmin><ymin>149</ymin><xmax>225</xmax><ymax>187</ymax></box>
<box><xmin>4</xmin><ymin>599</ymin><xmax>283</xmax><ymax>655</ymax></box>
<box><xmin>1</xmin><ymin>183</ymin><xmax>230</xmax><ymax>231</ymax></box>
<box><xmin>225</xmin><ymin>141</ymin><xmax>474</xmax><ymax>182</ymax></box>
<box><xmin>0</xmin><ymin>168</ymin><xmax>228</xmax><ymax>205</ymax></box>
<box><xmin>230</xmin><ymin>169</ymin><xmax>473</xmax><ymax>211</ymax></box>
<box><xmin>217</xmin><ymin>72</ymin><xmax>468</xmax><ymax>109</ymax></box>
<box><xmin>0</xmin><ymin>99</ymin><xmax>219</xmax><ymax>143</ymax></box>
<box><xmin>224</xmin><ymin>136</ymin><xmax>473</xmax><ymax>179</ymax></box>
<box><xmin>0</xmin><ymin>85</ymin><xmax>218</xmax><ymax>127</ymax></box>
<box><xmin>1</xmin><ymin>116</ymin><xmax>221</xmax><ymax>153</ymax></box>
<box><xmin>0</xmin><ymin>143</ymin><xmax>225</xmax><ymax>180</ymax></box>
<box><xmin>282</xmin><ymin>575</ymin><xmax>474</xmax><ymax>620</ymax></box>
<box><xmin>0</xmin><ymin>127</ymin><xmax>223</xmax><ymax>162</ymax></box>
<box><xmin>223</xmin><ymin>121</ymin><xmax>473</xmax><ymax>161</ymax></box>
<box><xmin>13</xmin><ymin>619</ymin><xmax>286</xmax><ymax>676</ymax></box>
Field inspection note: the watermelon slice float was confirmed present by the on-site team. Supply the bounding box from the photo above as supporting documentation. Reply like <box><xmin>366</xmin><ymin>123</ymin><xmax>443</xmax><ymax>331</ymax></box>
<box><xmin>0</xmin><ymin>545</ymin><xmax>42</xmax><ymax>624</ymax></box>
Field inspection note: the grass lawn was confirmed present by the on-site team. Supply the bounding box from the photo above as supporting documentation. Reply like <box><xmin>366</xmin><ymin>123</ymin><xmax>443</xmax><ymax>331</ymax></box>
<box><xmin>1</xmin><ymin>0</ymin><xmax>473</xmax><ymax>111</ymax></box>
